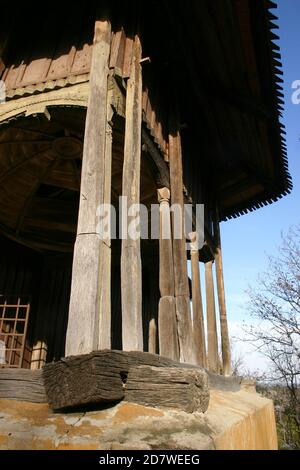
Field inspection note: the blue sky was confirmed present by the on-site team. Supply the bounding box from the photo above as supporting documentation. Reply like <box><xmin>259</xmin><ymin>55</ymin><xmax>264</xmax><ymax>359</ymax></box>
<box><xmin>218</xmin><ymin>0</ymin><xmax>300</xmax><ymax>369</ymax></box>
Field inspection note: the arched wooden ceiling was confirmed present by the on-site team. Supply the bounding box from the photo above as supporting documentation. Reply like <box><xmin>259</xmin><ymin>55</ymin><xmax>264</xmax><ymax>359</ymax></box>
<box><xmin>0</xmin><ymin>106</ymin><xmax>157</xmax><ymax>252</ymax></box>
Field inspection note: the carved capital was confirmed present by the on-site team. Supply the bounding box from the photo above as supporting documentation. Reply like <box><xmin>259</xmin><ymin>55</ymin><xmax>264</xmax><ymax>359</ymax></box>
<box><xmin>189</xmin><ymin>231</ymin><xmax>199</xmax><ymax>252</ymax></box>
<box><xmin>157</xmin><ymin>187</ymin><xmax>170</xmax><ymax>204</ymax></box>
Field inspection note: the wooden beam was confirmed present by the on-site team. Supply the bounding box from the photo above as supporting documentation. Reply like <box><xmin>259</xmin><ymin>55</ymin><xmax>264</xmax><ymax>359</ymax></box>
<box><xmin>65</xmin><ymin>20</ymin><xmax>112</xmax><ymax>356</ymax></box>
<box><xmin>189</xmin><ymin>232</ymin><xmax>207</xmax><ymax>368</ymax></box>
<box><xmin>157</xmin><ymin>187</ymin><xmax>179</xmax><ymax>361</ymax></box>
<box><xmin>213</xmin><ymin>210</ymin><xmax>231</xmax><ymax>376</ymax></box>
<box><xmin>43</xmin><ymin>350</ymin><xmax>210</xmax><ymax>411</ymax></box>
<box><xmin>121</xmin><ymin>36</ymin><xmax>143</xmax><ymax>351</ymax></box>
<box><xmin>98</xmin><ymin>104</ymin><xmax>114</xmax><ymax>350</ymax></box>
<box><xmin>169</xmin><ymin>130</ymin><xmax>195</xmax><ymax>364</ymax></box>
<box><xmin>125</xmin><ymin>365</ymin><xmax>209</xmax><ymax>413</ymax></box>
<box><xmin>0</xmin><ymin>369</ymin><xmax>46</xmax><ymax>403</ymax></box>
<box><xmin>205</xmin><ymin>261</ymin><xmax>219</xmax><ymax>373</ymax></box>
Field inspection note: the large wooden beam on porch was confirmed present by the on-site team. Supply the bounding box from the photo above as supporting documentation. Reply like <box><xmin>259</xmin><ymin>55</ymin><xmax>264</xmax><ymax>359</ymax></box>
<box><xmin>205</xmin><ymin>261</ymin><xmax>219</xmax><ymax>373</ymax></box>
<box><xmin>157</xmin><ymin>187</ymin><xmax>179</xmax><ymax>361</ymax></box>
<box><xmin>125</xmin><ymin>365</ymin><xmax>209</xmax><ymax>413</ymax></box>
<box><xmin>42</xmin><ymin>350</ymin><xmax>210</xmax><ymax>412</ymax></box>
<box><xmin>121</xmin><ymin>36</ymin><xmax>143</xmax><ymax>351</ymax></box>
<box><xmin>169</xmin><ymin>128</ymin><xmax>195</xmax><ymax>364</ymax></box>
<box><xmin>65</xmin><ymin>20</ymin><xmax>112</xmax><ymax>356</ymax></box>
<box><xmin>213</xmin><ymin>209</ymin><xmax>231</xmax><ymax>376</ymax></box>
<box><xmin>189</xmin><ymin>232</ymin><xmax>207</xmax><ymax>368</ymax></box>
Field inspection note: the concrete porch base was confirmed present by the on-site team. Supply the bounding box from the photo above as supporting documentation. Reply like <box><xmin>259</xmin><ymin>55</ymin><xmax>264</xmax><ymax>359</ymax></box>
<box><xmin>0</xmin><ymin>387</ymin><xmax>277</xmax><ymax>450</ymax></box>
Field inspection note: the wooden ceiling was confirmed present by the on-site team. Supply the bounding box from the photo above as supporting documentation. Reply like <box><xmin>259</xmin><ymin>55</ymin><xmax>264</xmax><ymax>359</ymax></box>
<box><xmin>0</xmin><ymin>0</ymin><xmax>291</xmax><ymax>227</ymax></box>
<box><xmin>0</xmin><ymin>107</ymin><xmax>157</xmax><ymax>252</ymax></box>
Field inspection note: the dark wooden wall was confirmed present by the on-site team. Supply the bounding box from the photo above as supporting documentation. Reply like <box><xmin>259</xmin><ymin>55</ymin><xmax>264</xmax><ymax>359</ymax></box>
<box><xmin>0</xmin><ymin>234</ymin><xmax>160</xmax><ymax>365</ymax></box>
<box><xmin>0</xmin><ymin>235</ymin><xmax>72</xmax><ymax>366</ymax></box>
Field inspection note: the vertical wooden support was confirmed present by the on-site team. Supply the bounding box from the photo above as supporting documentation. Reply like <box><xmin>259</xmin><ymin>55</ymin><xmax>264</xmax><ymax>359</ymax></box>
<box><xmin>189</xmin><ymin>232</ymin><xmax>207</xmax><ymax>368</ymax></box>
<box><xmin>30</xmin><ymin>341</ymin><xmax>47</xmax><ymax>370</ymax></box>
<box><xmin>98</xmin><ymin>103</ymin><xmax>114</xmax><ymax>350</ymax></box>
<box><xmin>169</xmin><ymin>131</ymin><xmax>195</xmax><ymax>364</ymax></box>
<box><xmin>121</xmin><ymin>36</ymin><xmax>143</xmax><ymax>351</ymax></box>
<box><xmin>214</xmin><ymin>210</ymin><xmax>232</xmax><ymax>376</ymax></box>
<box><xmin>205</xmin><ymin>261</ymin><xmax>219</xmax><ymax>373</ymax></box>
<box><xmin>157</xmin><ymin>187</ymin><xmax>179</xmax><ymax>361</ymax></box>
<box><xmin>148</xmin><ymin>318</ymin><xmax>157</xmax><ymax>354</ymax></box>
<box><xmin>66</xmin><ymin>20</ymin><xmax>112</xmax><ymax>356</ymax></box>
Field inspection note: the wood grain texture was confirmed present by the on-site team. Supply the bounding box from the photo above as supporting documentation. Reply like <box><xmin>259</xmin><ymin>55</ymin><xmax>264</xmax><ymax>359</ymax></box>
<box><xmin>125</xmin><ymin>365</ymin><xmax>209</xmax><ymax>413</ymax></box>
<box><xmin>0</xmin><ymin>369</ymin><xmax>46</xmax><ymax>403</ymax></box>
<box><xmin>121</xmin><ymin>36</ymin><xmax>143</xmax><ymax>351</ymax></box>
<box><xmin>148</xmin><ymin>318</ymin><xmax>157</xmax><ymax>354</ymax></box>
<box><xmin>157</xmin><ymin>188</ymin><xmax>179</xmax><ymax>360</ymax></box>
<box><xmin>98</xmin><ymin>107</ymin><xmax>114</xmax><ymax>350</ymax></box>
<box><xmin>42</xmin><ymin>350</ymin><xmax>208</xmax><ymax>411</ymax></box>
<box><xmin>205</xmin><ymin>261</ymin><xmax>219</xmax><ymax>374</ymax></box>
<box><xmin>76</xmin><ymin>20</ymin><xmax>111</xmax><ymax>235</ymax></box>
<box><xmin>190</xmin><ymin>233</ymin><xmax>207</xmax><ymax>368</ymax></box>
<box><xmin>168</xmin><ymin>130</ymin><xmax>195</xmax><ymax>364</ymax></box>
<box><xmin>213</xmin><ymin>212</ymin><xmax>231</xmax><ymax>376</ymax></box>
<box><xmin>158</xmin><ymin>296</ymin><xmax>179</xmax><ymax>361</ymax></box>
<box><xmin>157</xmin><ymin>188</ymin><xmax>175</xmax><ymax>297</ymax></box>
<box><xmin>66</xmin><ymin>21</ymin><xmax>112</xmax><ymax>356</ymax></box>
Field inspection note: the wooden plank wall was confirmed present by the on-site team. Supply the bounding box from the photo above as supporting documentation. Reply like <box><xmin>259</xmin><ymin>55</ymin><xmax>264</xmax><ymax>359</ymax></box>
<box><xmin>0</xmin><ymin>235</ymin><xmax>41</xmax><ymax>367</ymax></box>
<box><xmin>0</xmin><ymin>235</ymin><xmax>72</xmax><ymax>367</ymax></box>
<box><xmin>1</xmin><ymin>6</ymin><xmax>94</xmax><ymax>92</ymax></box>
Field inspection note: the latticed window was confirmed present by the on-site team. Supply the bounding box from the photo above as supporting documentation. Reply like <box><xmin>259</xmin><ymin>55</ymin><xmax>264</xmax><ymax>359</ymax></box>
<box><xmin>0</xmin><ymin>296</ymin><xmax>31</xmax><ymax>368</ymax></box>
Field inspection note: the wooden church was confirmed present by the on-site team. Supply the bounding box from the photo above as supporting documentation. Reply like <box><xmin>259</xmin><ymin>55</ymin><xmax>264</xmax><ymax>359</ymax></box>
<box><xmin>0</xmin><ymin>0</ymin><xmax>291</xmax><ymax>377</ymax></box>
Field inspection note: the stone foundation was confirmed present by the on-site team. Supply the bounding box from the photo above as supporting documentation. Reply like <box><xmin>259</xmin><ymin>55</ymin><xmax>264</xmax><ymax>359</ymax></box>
<box><xmin>0</xmin><ymin>387</ymin><xmax>277</xmax><ymax>450</ymax></box>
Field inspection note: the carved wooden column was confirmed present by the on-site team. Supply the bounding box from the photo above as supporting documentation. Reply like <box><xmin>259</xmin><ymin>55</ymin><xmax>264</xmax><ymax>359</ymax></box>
<box><xmin>65</xmin><ymin>20</ymin><xmax>112</xmax><ymax>356</ymax></box>
<box><xmin>121</xmin><ymin>36</ymin><xmax>143</xmax><ymax>351</ymax></box>
<box><xmin>205</xmin><ymin>260</ymin><xmax>219</xmax><ymax>373</ymax></box>
<box><xmin>214</xmin><ymin>209</ymin><xmax>231</xmax><ymax>375</ymax></box>
<box><xmin>157</xmin><ymin>187</ymin><xmax>179</xmax><ymax>360</ymax></box>
<box><xmin>189</xmin><ymin>232</ymin><xmax>207</xmax><ymax>368</ymax></box>
<box><xmin>169</xmin><ymin>130</ymin><xmax>195</xmax><ymax>364</ymax></box>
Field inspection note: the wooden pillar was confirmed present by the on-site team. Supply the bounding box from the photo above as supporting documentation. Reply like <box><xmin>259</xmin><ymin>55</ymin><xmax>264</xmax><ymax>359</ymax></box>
<box><xmin>169</xmin><ymin>131</ymin><xmax>195</xmax><ymax>364</ymax></box>
<box><xmin>148</xmin><ymin>318</ymin><xmax>157</xmax><ymax>354</ymax></box>
<box><xmin>157</xmin><ymin>187</ymin><xmax>179</xmax><ymax>361</ymax></box>
<box><xmin>65</xmin><ymin>20</ymin><xmax>112</xmax><ymax>356</ymax></box>
<box><xmin>121</xmin><ymin>36</ymin><xmax>143</xmax><ymax>351</ymax></box>
<box><xmin>205</xmin><ymin>260</ymin><xmax>219</xmax><ymax>373</ymax></box>
<box><xmin>189</xmin><ymin>232</ymin><xmax>207</xmax><ymax>368</ymax></box>
<box><xmin>214</xmin><ymin>210</ymin><xmax>231</xmax><ymax>376</ymax></box>
<box><xmin>98</xmin><ymin>106</ymin><xmax>114</xmax><ymax>350</ymax></box>
<box><xmin>30</xmin><ymin>341</ymin><xmax>47</xmax><ymax>370</ymax></box>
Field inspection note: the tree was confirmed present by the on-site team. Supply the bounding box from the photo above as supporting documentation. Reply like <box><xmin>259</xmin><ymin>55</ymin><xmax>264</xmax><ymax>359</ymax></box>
<box><xmin>244</xmin><ymin>225</ymin><xmax>300</xmax><ymax>449</ymax></box>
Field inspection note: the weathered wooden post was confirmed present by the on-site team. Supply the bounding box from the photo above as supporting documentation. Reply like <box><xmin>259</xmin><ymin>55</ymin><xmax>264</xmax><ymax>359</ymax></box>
<box><xmin>205</xmin><ymin>260</ymin><xmax>219</xmax><ymax>373</ymax></box>
<box><xmin>121</xmin><ymin>36</ymin><xmax>143</xmax><ymax>351</ymax></box>
<box><xmin>30</xmin><ymin>341</ymin><xmax>47</xmax><ymax>370</ymax></box>
<box><xmin>214</xmin><ymin>209</ymin><xmax>231</xmax><ymax>375</ymax></box>
<box><xmin>157</xmin><ymin>187</ymin><xmax>179</xmax><ymax>361</ymax></box>
<box><xmin>169</xmin><ymin>129</ymin><xmax>195</xmax><ymax>364</ymax></box>
<box><xmin>98</xmin><ymin>105</ymin><xmax>114</xmax><ymax>350</ymax></box>
<box><xmin>189</xmin><ymin>232</ymin><xmax>207</xmax><ymax>368</ymax></box>
<box><xmin>148</xmin><ymin>318</ymin><xmax>157</xmax><ymax>354</ymax></box>
<box><xmin>65</xmin><ymin>20</ymin><xmax>112</xmax><ymax>356</ymax></box>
